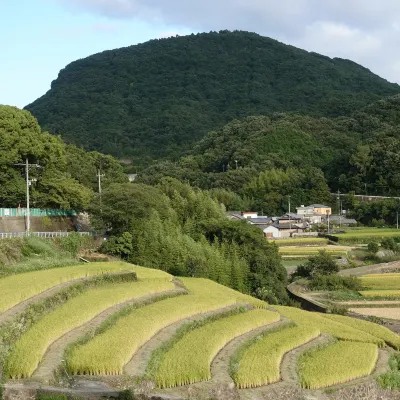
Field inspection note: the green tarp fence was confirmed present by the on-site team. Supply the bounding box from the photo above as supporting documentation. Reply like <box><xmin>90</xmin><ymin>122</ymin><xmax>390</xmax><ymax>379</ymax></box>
<box><xmin>0</xmin><ymin>208</ymin><xmax>77</xmax><ymax>217</ymax></box>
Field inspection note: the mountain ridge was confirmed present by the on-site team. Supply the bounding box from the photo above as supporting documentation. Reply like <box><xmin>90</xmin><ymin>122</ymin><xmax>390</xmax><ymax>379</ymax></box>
<box><xmin>25</xmin><ymin>30</ymin><xmax>399</xmax><ymax>165</ymax></box>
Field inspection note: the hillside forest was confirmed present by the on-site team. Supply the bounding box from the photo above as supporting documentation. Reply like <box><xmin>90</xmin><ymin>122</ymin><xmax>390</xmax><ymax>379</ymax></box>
<box><xmin>4</xmin><ymin>30</ymin><xmax>400</xmax><ymax>303</ymax></box>
<box><xmin>0</xmin><ymin>105</ymin><xmax>288</xmax><ymax>304</ymax></box>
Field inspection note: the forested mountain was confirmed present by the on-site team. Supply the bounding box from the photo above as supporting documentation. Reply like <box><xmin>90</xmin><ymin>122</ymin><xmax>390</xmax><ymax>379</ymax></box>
<box><xmin>25</xmin><ymin>30</ymin><xmax>399</xmax><ymax>165</ymax></box>
<box><xmin>139</xmin><ymin>96</ymin><xmax>400</xmax><ymax>215</ymax></box>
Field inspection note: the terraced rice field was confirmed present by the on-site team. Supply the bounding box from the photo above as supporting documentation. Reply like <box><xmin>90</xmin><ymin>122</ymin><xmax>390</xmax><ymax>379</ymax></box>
<box><xmin>0</xmin><ymin>262</ymin><xmax>171</xmax><ymax>313</ymax></box>
<box><xmin>273</xmin><ymin>238</ymin><xmax>329</xmax><ymax>247</ymax></box>
<box><xmin>348</xmin><ymin>272</ymin><xmax>400</xmax><ymax>322</ymax></box>
<box><xmin>232</xmin><ymin>324</ymin><xmax>320</xmax><ymax>388</ymax></box>
<box><xmin>278</xmin><ymin>246</ymin><xmax>349</xmax><ymax>257</ymax></box>
<box><xmin>1</xmin><ymin>261</ymin><xmax>400</xmax><ymax>398</ymax></box>
<box><xmin>154</xmin><ymin>309</ymin><xmax>280</xmax><ymax>388</ymax></box>
<box><xmin>298</xmin><ymin>341</ymin><xmax>378</xmax><ymax>389</ymax></box>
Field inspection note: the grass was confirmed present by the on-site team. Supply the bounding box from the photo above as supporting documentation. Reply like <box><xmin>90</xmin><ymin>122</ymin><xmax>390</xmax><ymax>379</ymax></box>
<box><xmin>323</xmin><ymin>314</ymin><xmax>400</xmax><ymax>350</ymax></box>
<box><xmin>0</xmin><ymin>261</ymin><xmax>171</xmax><ymax>313</ymax></box>
<box><xmin>6</xmin><ymin>278</ymin><xmax>174</xmax><ymax>378</ymax></box>
<box><xmin>273</xmin><ymin>238</ymin><xmax>329</xmax><ymax>247</ymax></box>
<box><xmin>274</xmin><ymin>306</ymin><xmax>384</xmax><ymax>345</ymax></box>
<box><xmin>282</xmin><ymin>259</ymin><xmax>307</xmax><ymax>269</ymax></box>
<box><xmin>360</xmin><ymin>274</ymin><xmax>400</xmax><ymax>290</ymax></box>
<box><xmin>66</xmin><ymin>278</ymin><xmax>267</xmax><ymax>376</ymax></box>
<box><xmin>153</xmin><ymin>309</ymin><xmax>279</xmax><ymax>388</ymax></box>
<box><xmin>377</xmin><ymin>353</ymin><xmax>400</xmax><ymax>389</ymax></box>
<box><xmin>298</xmin><ymin>341</ymin><xmax>378</xmax><ymax>389</ymax></box>
<box><xmin>231</xmin><ymin>324</ymin><xmax>320</xmax><ymax>388</ymax></box>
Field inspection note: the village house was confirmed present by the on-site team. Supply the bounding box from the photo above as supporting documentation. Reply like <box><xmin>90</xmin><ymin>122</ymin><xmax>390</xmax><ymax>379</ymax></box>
<box><xmin>296</xmin><ymin>204</ymin><xmax>332</xmax><ymax>219</ymax></box>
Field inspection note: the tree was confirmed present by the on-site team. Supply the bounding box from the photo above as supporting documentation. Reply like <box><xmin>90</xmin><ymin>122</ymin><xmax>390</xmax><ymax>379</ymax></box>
<box><xmin>295</xmin><ymin>251</ymin><xmax>339</xmax><ymax>279</ymax></box>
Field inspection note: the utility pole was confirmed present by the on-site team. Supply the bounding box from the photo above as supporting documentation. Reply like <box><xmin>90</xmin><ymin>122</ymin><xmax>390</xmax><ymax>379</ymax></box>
<box><xmin>14</xmin><ymin>158</ymin><xmax>40</xmax><ymax>234</ymax></box>
<box><xmin>327</xmin><ymin>211</ymin><xmax>330</xmax><ymax>234</ymax></box>
<box><xmin>288</xmin><ymin>195</ymin><xmax>292</xmax><ymax>230</ymax></box>
<box><xmin>97</xmin><ymin>169</ymin><xmax>105</xmax><ymax>210</ymax></box>
<box><xmin>397</xmin><ymin>211</ymin><xmax>399</xmax><ymax>230</ymax></box>
<box><xmin>97</xmin><ymin>169</ymin><xmax>105</xmax><ymax>195</ymax></box>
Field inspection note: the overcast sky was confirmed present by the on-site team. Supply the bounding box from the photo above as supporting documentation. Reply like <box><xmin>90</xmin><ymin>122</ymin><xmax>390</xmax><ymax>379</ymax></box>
<box><xmin>2</xmin><ymin>0</ymin><xmax>400</xmax><ymax>107</ymax></box>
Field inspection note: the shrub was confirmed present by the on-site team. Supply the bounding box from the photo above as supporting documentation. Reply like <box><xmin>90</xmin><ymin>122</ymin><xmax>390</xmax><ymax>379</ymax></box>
<box><xmin>381</xmin><ymin>237</ymin><xmax>399</xmax><ymax>252</ymax></box>
<box><xmin>377</xmin><ymin>354</ymin><xmax>400</xmax><ymax>389</ymax></box>
<box><xmin>294</xmin><ymin>251</ymin><xmax>339</xmax><ymax>279</ymax></box>
<box><xmin>308</xmin><ymin>275</ymin><xmax>362</xmax><ymax>291</ymax></box>
<box><xmin>58</xmin><ymin>233</ymin><xmax>90</xmax><ymax>256</ymax></box>
<box><xmin>367</xmin><ymin>241</ymin><xmax>379</xmax><ymax>254</ymax></box>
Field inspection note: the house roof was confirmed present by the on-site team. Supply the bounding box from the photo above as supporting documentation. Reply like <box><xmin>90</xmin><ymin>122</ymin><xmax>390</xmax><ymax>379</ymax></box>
<box><xmin>256</xmin><ymin>224</ymin><xmax>272</xmax><ymax>231</ymax></box>
<box><xmin>309</xmin><ymin>204</ymin><xmax>330</xmax><ymax>208</ymax></box>
<box><xmin>272</xmin><ymin>223</ymin><xmax>306</xmax><ymax>230</ymax></box>
<box><xmin>278</xmin><ymin>215</ymin><xmax>302</xmax><ymax>221</ymax></box>
<box><xmin>248</xmin><ymin>217</ymin><xmax>271</xmax><ymax>224</ymax></box>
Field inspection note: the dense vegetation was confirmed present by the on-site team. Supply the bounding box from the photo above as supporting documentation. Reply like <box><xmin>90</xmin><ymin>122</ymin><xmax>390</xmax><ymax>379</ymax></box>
<box><xmin>140</xmin><ymin>96</ymin><xmax>400</xmax><ymax>218</ymax></box>
<box><xmin>0</xmin><ymin>105</ymin><xmax>127</xmax><ymax>210</ymax></box>
<box><xmin>25</xmin><ymin>30</ymin><xmax>399</xmax><ymax>165</ymax></box>
<box><xmin>94</xmin><ymin>179</ymin><xmax>288</xmax><ymax>303</ymax></box>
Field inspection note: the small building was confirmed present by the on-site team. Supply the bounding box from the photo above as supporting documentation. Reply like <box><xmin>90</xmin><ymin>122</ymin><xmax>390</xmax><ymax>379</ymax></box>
<box><xmin>242</xmin><ymin>212</ymin><xmax>258</xmax><ymax>219</ymax></box>
<box><xmin>248</xmin><ymin>217</ymin><xmax>272</xmax><ymax>225</ymax></box>
<box><xmin>296</xmin><ymin>204</ymin><xmax>332</xmax><ymax>218</ymax></box>
<box><xmin>263</xmin><ymin>223</ymin><xmax>307</xmax><ymax>239</ymax></box>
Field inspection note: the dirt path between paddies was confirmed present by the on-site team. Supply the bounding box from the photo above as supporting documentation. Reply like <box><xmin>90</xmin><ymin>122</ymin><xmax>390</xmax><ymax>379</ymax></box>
<box><xmin>124</xmin><ymin>303</ymin><xmax>254</xmax><ymax>378</ymax></box>
<box><xmin>339</xmin><ymin>261</ymin><xmax>400</xmax><ymax>277</ymax></box>
<box><xmin>0</xmin><ymin>271</ymin><xmax>138</xmax><ymax>327</ymax></box>
<box><xmin>31</xmin><ymin>285</ymin><xmax>187</xmax><ymax>384</ymax></box>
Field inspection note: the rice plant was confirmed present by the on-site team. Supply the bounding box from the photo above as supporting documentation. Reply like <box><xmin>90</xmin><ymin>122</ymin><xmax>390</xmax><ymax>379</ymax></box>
<box><xmin>6</xmin><ymin>279</ymin><xmax>174</xmax><ymax>378</ymax></box>
<box><xmin>273</xmin><ymin>238</ymin><xmax>328</xmax><ymax>247</ymax></box>
<box><xmin>232</xmin><ymin>324</ymin><xmax>320</xmax><ymax>388</ymax></box>
<box><xmin>274</xmin><ymin>306</ymin><xmax>383</xmax><ymax>345</ymax></box>
<box><xmin>298</xmin><ymin>341</ymin><xmax>378</xmax><ymax>389</ymax></box>
<box><xmin>323</xmin><ymin>314</ymin><xmax>400</xmax><ymax>350</ymax></box>
<box><xmin>360</xmin><ymin>274</ymin><xmax>400</xmax><ymax>290</ymax></box>
<box><xmin>360</xmin><ymin>290</ymin><xmax>400</xmax><ymax>298</ymax></box>
<box><xmin>66</xmin><ymin>278</ymin><xmax>268</xmax><ymax>376</ymax></box>
<box><xmin>154</xmin><ymin>309</ymin><xmax>280</xmax><ymax>388</ymax></box>
<box><xmin>0</xmin><ymin>261</ymin><xmax>171</xmax><ymax>313</ymax></box>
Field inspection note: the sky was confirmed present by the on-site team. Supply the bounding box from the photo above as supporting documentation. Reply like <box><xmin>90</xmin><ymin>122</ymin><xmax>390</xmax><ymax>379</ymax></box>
<box><xmin>2</xmin><ymin>0</ymin><xmax>400</xmax><ymax>108</ymax></box>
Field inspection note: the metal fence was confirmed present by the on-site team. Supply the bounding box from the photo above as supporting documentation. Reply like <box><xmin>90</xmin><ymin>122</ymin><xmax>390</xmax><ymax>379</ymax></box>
<box><xmin>0</xmin><ymin>232</ymin><xmax>92</xmax><ymax>240</ymax></box>
<box><xmin>0</xmin><ymin>208</ymin><xmax>77</xmax><ymax>217</ymax></box>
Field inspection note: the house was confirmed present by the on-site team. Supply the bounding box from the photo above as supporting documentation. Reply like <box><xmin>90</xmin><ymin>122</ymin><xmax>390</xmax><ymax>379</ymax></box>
<box><xmin>248</xmin><ymin>217</ymin><xmax>272</xmax><ymax>225</ymax></box>
<box><xmin>277</xmin><ymin>214</ymin><xmax>303</xmax><ymax>224</ymax></box>
<box><xmin>242</xmin><ymin>211</ymin><xmax>259</xmax><ymax>219</ymax></box>
<box><xmin>262</xmin><ymin>222</ymin><xmax>307</xmax><ymax>239</ymax></box>
<box><xmin>296</xmin><ymin>204</ymin><xmax>332</xmax><ymax>218</ymax></box>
